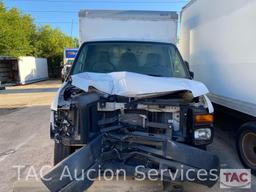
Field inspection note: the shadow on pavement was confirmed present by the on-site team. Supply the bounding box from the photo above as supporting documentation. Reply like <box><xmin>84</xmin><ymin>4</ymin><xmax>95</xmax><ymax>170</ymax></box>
<box><xmin>0</xmin><ymin>88</ymin><xmax>59</xmax><ymax>94</ymax></box>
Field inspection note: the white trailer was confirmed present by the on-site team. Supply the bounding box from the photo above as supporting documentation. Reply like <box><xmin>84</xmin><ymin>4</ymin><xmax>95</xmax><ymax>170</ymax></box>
<box><xmin>0</xmin><ymin>56</ymin><xmax>48</xmax><ymax>86</ymax></box>
<box><xmin>179</xmin><ymin>0</ymin><xmax>256</xmax><ymax>173</ymax></box>
<box><xmin>78</xmin><ymin>10</ymin><xmax>178</xmax><ymax>44</ymax></box>
<box><xmin>18</xmin><ymin>57</ymin><xmax>48</xmax><ymax>84</ymax></box>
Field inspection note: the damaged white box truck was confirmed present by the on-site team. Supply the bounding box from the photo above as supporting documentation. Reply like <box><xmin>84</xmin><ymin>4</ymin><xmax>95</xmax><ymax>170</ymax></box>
<box><xmin>43</xmin><ymin>10</ymin><xmax>219</xmax><ymax>191</ymax></box>
<box><xmin>179</xmin><ymin>0</ymin><xmax>256</xmax><ymax>175</ymax></box>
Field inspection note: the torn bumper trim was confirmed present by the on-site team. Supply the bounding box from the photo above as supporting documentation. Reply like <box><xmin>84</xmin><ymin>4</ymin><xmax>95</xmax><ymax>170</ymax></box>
<box><xmin>42</xmin><ymin>135</ymin><xmax>102</xmax><ymax>192</ymax></box>
<box><xmin>42</xmin><ymin>134</ymin><xmax>219</xmax><ymax>192</ymax></box>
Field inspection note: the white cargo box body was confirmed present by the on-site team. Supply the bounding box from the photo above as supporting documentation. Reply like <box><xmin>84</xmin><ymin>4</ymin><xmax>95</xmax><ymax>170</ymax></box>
<box><xmin>179</xmin><ymin>0</ymin><xmax>256</xmax><ymax>117</ymax></box>
<box><xmin>0</xmin><ymin>56</ymin><xmax>48</xmax><ymax>85</ymax></box>
<box><xmin>18</xmin><ymin>57</ymin><xmax>48</xmax><ymax>84</ymax></box>
<box><xmin>79</xmin><ymin>10</ymin><xmax>178</xmax><ymax>44</ymax></box>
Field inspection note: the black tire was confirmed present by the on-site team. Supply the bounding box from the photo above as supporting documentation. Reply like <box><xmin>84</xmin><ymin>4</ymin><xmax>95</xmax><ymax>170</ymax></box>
<box><xmin>54</xmin><ymin>143</ymin><xmax>73</xmax><ymax>165</ymax></box>
<box><xmin>236</xmin><ymin>122</ymin><xmax>256</xmax><ymax>175</ymax></box>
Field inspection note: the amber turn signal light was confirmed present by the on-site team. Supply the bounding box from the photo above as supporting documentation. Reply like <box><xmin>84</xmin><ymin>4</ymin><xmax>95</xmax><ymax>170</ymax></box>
<box><xmin>195</xmin><ymin>114</ymin><xmax>214</xmax><ymax>124</ymax></box>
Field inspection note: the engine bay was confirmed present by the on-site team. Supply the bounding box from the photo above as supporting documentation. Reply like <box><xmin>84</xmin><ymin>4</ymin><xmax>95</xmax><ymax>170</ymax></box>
<box><xmin>44</xmin><ymin>83</ymin><xmax>219</xmax><ymax>192</ymax></box>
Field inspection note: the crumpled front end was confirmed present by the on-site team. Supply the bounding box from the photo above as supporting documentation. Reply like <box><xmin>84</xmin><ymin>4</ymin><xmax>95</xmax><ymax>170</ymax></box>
<box><xmin>46</xmin><ymin>73</ymin><xmax>219</xmax><ymax>192</ymax></box>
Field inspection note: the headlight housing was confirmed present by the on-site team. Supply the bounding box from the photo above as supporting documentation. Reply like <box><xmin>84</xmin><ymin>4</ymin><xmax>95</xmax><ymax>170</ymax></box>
<box><xmin>194</xmin><ymin>128</ymin><xmax>212</xmax><ymax>140</ymax></box>
<box><xmin>188</xmin><ymin>107</ymin><xmax>214</xmax><ymax>146</ymax></box>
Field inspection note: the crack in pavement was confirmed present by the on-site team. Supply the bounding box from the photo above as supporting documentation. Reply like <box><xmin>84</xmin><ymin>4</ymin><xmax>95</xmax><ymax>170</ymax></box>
<box><xmin>0</xmin><ymin>149</ymin><xmax>16</xmax><ymax>157</ymax></box>
<box><xmin>0</xmin><ymin>134</ymin><xmax>36</xmax><ymax>162</ymax></box>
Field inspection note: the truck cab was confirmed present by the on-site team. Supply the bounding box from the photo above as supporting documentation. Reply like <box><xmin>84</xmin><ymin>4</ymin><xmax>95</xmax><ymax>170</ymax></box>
<box><xmin>52</xmin><ymin>40</ymin><xmax>215</xmax><ymax>152</ymax></box>
<box><xmin>43</xmin><ymin>10</ymin><xmax>220</xmax><ymax>192</ymax></box>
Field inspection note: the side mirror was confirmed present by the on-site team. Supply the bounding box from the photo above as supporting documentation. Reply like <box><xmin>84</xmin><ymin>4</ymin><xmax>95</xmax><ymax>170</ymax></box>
<box><xmin>184</xmin><ymin>61</ymin><xmax>194</xmax><ymax>79</ymax></box>
<box><xmin>189</xmin><ymin>71</ymin><xmax>194</xmax><ymax>79</ymax></box>
<box><xmin>184</xmin><ymin>61</ymin><xmax>190</xmax><ymax>70</ymax></box>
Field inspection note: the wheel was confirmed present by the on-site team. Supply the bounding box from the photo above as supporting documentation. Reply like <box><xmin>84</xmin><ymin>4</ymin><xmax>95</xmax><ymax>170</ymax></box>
<box><xmin>54</xmin><ymin>143</ymin><xmax>74</xmax><ymax>165</ymax></box>
<box><xmin>236</xmin><ymin>122</ymin><xmax>256</xmax><ymax>175</ymax></box>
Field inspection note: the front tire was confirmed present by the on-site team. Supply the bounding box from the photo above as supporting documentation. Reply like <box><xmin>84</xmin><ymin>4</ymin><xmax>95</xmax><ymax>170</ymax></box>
<box><xmin>54</xmin><ymin>143</ymin><xmax>74</xmax><ymax>165</ymax></box>
<box><xmin>237</xmin><ymin>122</ymin><xmax>256</xmax><ymax>175</ymax></box>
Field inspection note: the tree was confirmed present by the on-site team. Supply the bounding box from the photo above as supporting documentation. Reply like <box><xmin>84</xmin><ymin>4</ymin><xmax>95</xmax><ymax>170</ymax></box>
<box><xmin>33</xmin><ymin>25</ymin><xmax>76</xmax><ymax>77</ymax></box>
<box><xmin>0</xmin><ymin>2</ymin><xmax>77</xmax><ymax>77</ymax></box>
<box><xmin>34</xmin><ymin>25</ymin><xmax>75</xmax><ymax>65</ymax></box>
<box><xmin>0</xmin><ymin>3</ymin><xmax>36</xmax><ymax>57</ymax></box>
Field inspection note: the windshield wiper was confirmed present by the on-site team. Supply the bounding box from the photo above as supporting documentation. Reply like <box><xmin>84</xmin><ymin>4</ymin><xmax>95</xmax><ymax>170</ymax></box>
<box><xmin>146</xmin><ymin>74</ymin><xmax>164</xmax><ymax>77</ymax></box>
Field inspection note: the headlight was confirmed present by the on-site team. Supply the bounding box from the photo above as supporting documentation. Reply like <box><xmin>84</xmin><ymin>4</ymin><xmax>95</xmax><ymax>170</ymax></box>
<box><xmin>194</xmin><ymin>128</ymin><xmax>211</xmax><ymax>140</ymax></box>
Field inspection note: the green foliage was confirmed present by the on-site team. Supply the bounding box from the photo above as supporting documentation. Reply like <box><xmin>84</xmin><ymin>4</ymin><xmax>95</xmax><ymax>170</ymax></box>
<box><xmin>0</xmin><ymin>2</ymin><xmax>76</xmax><ymax>68</ymax></box>
<box><xmin>34</xmin><ymin>25</ymin><xmax>75</xmax><ymax>66</ymax></box>
<box><xmin>0</xmin><ymin>3</ymin><xmax>36</xmax><ymax>56</ymax></box>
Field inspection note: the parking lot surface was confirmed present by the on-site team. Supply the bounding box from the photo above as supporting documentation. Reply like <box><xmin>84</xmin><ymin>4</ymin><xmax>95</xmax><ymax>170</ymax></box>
<box><xmin>0</xmin><ymin>80</ymin><xmax>255</xmax><ymax>192</ymax></box>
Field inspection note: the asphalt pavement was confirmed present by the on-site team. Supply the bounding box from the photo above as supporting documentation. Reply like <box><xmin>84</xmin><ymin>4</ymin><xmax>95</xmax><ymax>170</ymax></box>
<box><xmin>0</xmin><ymin>81</ymin><xmax>255</xmax><ymax>192</ymax></box>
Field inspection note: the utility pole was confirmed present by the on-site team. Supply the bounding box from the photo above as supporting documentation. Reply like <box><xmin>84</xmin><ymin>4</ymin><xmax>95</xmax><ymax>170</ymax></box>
<box><xmin>71</xmin><ymin>19</ymin><xmax>73</xmax><ymax>38</ymax></box>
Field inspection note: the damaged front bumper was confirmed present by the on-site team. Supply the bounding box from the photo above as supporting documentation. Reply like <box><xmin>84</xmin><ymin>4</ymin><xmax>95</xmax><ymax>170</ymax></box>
<box><xmin>42</xmin><ymin>127</ymin><xmax>220</xmax><ymax>192</ymax></box>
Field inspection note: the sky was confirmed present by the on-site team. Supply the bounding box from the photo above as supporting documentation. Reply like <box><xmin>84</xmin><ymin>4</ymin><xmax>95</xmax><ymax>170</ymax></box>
<box><xmin>3</xmin><ymin>0</ymin><xmax>189</xmax><ymax>38</ymax></box>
